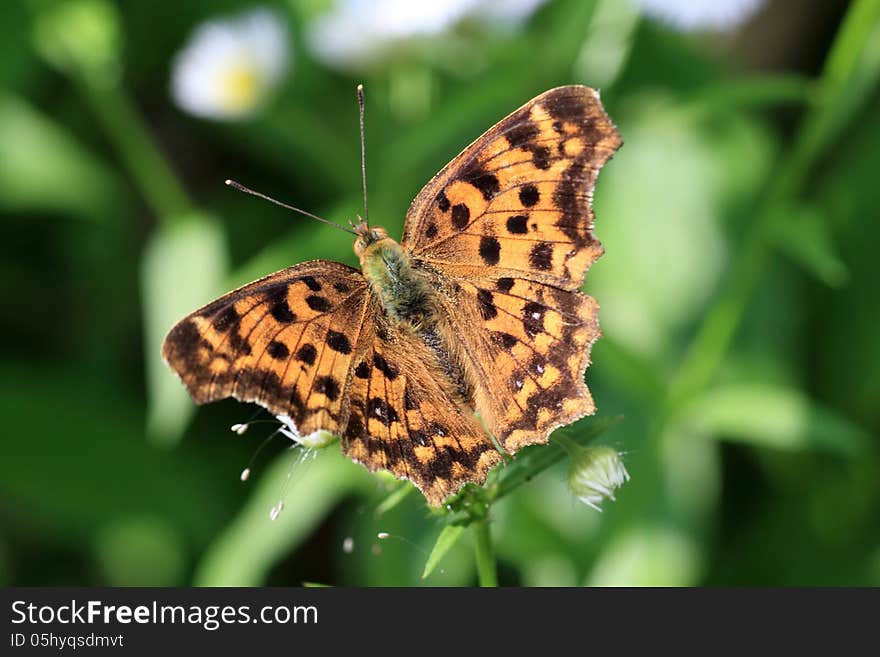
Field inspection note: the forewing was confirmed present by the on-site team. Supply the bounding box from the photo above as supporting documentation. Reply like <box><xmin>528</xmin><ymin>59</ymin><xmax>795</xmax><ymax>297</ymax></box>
<box><xmin>402</xmin><ymin>85</ymin><xmax>621</xmax><ymax>291</ymax></box>
<box><xmin>162</xmin><ymin>260</ymin><xmax>369</xmax><ymax>437</ymax></box>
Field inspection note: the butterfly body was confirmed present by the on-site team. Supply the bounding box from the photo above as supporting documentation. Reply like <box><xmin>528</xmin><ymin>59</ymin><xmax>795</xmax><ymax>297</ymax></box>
<box><xmin>356</xmin><ymin>226</ymin><xmax>434</xmax><ymax>327</ymax></box>
<box><xmin>163</xmin><ymin>86</ymin><xmax>621</xmax><ymax>505</ymax></box>
<box><xmin>357</xmin><ymin>223</ymin><xmax>476</xmax><ymax>415</ymax></box>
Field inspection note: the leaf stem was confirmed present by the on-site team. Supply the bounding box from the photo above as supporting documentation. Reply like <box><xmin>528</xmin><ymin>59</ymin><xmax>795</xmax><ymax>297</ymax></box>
<box><xmin>472</xmin><ymin>519</ymin><xmax>498</xmax><ymax>587</ymax></box>
<box><xmin>80</xmin><ymin>80</ymin><xmax>193</xmax><ymax>223</ymax></box>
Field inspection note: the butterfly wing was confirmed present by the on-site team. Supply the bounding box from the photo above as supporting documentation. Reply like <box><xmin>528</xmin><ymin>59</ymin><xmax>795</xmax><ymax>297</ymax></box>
<box><xmin>402</xmin><ymin>85</ymin><xmax>620</xmax><ymax>290</ymax></box>
<box><xmin>162</xmin><ymin>260</ymin><xmax>370</xmax><ymax>438</ymax></box>
<box><xmin>342</xmin><ymin>302</ymin><xmax>501</xmax><ymax>505</ymax></box>
<box><xmin>401</xmin><ymin>86</ymin><xmax>620</xmax><ymax>453</ymax></box>
<box><xmin>434</xmin><ymin>276</ymin><xmax>600</xmax><ymax>453</ymax></box>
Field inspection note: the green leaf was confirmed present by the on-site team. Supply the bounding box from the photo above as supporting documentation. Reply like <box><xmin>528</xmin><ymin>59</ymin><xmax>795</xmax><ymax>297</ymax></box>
<box><xmin>574</xmin><ymin>0</ymin><xmax>639</xmax><ymax>88</ymax></box>
<box><xmin>806</xmin><ymin>0</ymin><xmax>880</xmax><ymax>163</ymax></box>
<box><xmin>422</xmin><ymin>525</ymin><xmax>465</xmax><ymax>580</ymax></box>
<box><xmin>141</xmin><ymin>213</ymin><xmax>229</xmax><ymax>444</ymax></box>
<box><xmin>586</xmin><ymin>525</ymin><xmax>703</xmax><ymax>586</ymax></box>
<box><xmin>375</xmin><ymin>481</ymin><xmax>416</xmax><ymax>516</ymax></box>
<box><xmin>681</xmin><ymin>74</ymin><xmax>811</xmax><ymax>117</ymax></box>
<box><xmin>0</xmin><ymin>363</ymin><xmax>233</xmax><ymax>547</ymax></box>
<box><xmin>193</xmin><ymin>449</ymin><xmax>373</xmax><ymax>586</ymax></box>
<box><xmin>588</xmin><ymin>98</ymin><xmax>732</xmax><ymax>356</ymax></box>
<box><xmin>682</xmin><ymin>382</ymin><xmax>871</xmax><ymax>456</ymax></box>
<box><xmin>0</xmin><ymin>93</ymin><xmax>117</xmax><ymax>218</ymax></box>
<box><xmin>94</xmin><ymin>516</ymin><xmax>186</xmax><ymax>586</ymax></box>
<box><xmin>773</xmin><ymin>204</ymin><xmax>848</xmax><ymax>286</ymax></box>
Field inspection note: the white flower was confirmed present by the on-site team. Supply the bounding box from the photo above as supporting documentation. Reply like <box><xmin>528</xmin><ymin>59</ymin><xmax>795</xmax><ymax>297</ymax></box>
<box><xmin>477</xmin><ymin>0</ymin><xmax>549</xmax><ymax>26</ymax></box>
<box><xmin>630</xmin><ymin>0</ymin><xmax>764</xmax><ymax>31</ymax></box>
<box><xmin>276</xmin><ymin>415</ymin><xmax>338</xmax><ymax>449</ymax></box>
<box><xmin>307</xmin><ymin>0</ymin><xmax>548</xmax><ymax>71</ymax></box>
<box><xmin>557</xmin><ymin>438</ymin><xmax>630</xmax><ymax>511</ymax></box>
<box><xmin>171</xmin><ymin>8</ymin><xmax>289</xmax><ymax>120</ymax></box>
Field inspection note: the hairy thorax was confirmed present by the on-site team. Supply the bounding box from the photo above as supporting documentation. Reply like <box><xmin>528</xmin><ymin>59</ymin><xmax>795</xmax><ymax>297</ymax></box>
<box><xmin>356</xmin><ymin>229</ymin><xmax>473</xmax><ymax>404</ymax></box>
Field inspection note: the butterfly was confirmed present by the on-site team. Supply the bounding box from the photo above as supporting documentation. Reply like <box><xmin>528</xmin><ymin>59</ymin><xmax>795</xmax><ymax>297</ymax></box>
<box><xmin>162</xmin><ymin>85</ymin><xmax>621</xmax><ymax>506</ymax></box>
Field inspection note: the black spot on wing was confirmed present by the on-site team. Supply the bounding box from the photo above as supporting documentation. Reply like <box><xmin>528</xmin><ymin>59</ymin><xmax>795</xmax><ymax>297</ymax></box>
<box><xmin>326</xmin><ymin>330</ymin><xmax>352</xmax><ymax>354</ymax></box>
<box><xmin>368</xmin><ymin>397</ymin><xmax>399</xmax><ymax>426</ymax></box>
<box><xmin>479</xmin><ymin>236</ymin><xmax>501</xmax><ymax>266</ymax></box>
<box><xmin>166</xmin><ymin>319</ymin><xmax>202</xmax><ymax>363</ymax></box>
<box><xmin>493</xmin><ymin>331</ymin><xmax>518</xmax><ymax>349</ymax></box>
<box><xmin>451</xmin><ymin>204</ymin><xmax>470</xmax><ymax>230</ymax></box>
<box><xmin>299</xmin><ymin>276</ymin><xmax>322</xmax><ymax>292</ymax></box>
<box><xmin>267</xmin><ymin>341</ymin><xmax>289</xmax><ymax>360</ymax></box>
<box><xmin>296</xmin><ymin>343</ymin><xmax>317</xmax><ymax>365</ymax></box>
<box><xmin>315</xmin><ymin>375</ymin><xmax>340</xmax><ymax>401</ymax></box>
<box><xmin>354</xmin><ymin>360</ymin><xmax>370</xmax><ymax>379</ymax></box>
<box><xmin>372</xmin><ymin>353</ymin><xmax>398</xmax><ymax>380</ymax></box>
<box><xmin>228</xmin><ymin>330</ymin><xmax>251</xmax><ymax>356</ymax></box>
<box><xmin>466</xmin><ymin>172</ymin><xmax>500</xmax><ymax>201</ymax></box>
<box><xmin>267</xmin><ymin>287</ymin><xmax>296</xmax><ymax>323</ymax></box>
<box><xmin>496</xmin><ymin>277</ymin><xmax>515</xmax><ymax>293</ymax></box>
<box><xmin>532</xmin><ymin>145</ymin><xmax>551</xmax><ymax>170</ymax></box>
<box><xmin>436</xmin><ymin>190</ymin><xmax>450</xmax><ymax>212</ymax></box>
<box><xmin>506</xmin><ymin>215</ymin><xmax>528</xmax><ymax>234</ymax></box>
<box><xmin>544</xmin><ymin>92</ymin><xmax>588</xmax><ymax>124</ymax></box>
<box><xmin>306</xmin><ymin>295</ymin><xmax>332</xmax><ymax>312</ymax></box>
<box><xmin>529</xmin><ymin>242</ymin><xmax>553</xmax><ymax>271</ymax></box>
<box><xmin>553</xmin><ymin>161</ymin><xmax>595</xmax><ymax>248</ymax></box>
<box><xmin>519</xmin><ymin>184</ymin><xmax>540</xmax><ymax>207</ymax></box>
<box><xmin>523</xmin><ymin>302</ymin><xmax>545</xmax><ymax>338</ymax></box>
<box><xmin>476</xmin><ymin>289</ymin><xmax>497</xmax><ymax>321</ymax></box>
<box><xmin>507</xmin><ymin>121</ymin><xmax>539</xmax><ymax>146</ymax></box>
<box><xmin>211</xmin><ymin>306</ymin><xmax>239</xmax><ymax>332</ymax></box>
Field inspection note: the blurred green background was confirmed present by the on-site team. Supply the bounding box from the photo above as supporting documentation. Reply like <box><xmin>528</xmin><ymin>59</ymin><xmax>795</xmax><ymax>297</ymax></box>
<box><xmin>1</xmin><ymin>0</ymin><xmax>879</xmax><ymax>587</ymax></box>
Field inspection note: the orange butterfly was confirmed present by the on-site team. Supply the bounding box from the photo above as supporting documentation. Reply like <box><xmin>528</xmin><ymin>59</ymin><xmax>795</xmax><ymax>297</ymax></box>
<box><xmin>163</xmin><ymin>86</ymin><xmax>621</xmax><ymax>505</ymax></box>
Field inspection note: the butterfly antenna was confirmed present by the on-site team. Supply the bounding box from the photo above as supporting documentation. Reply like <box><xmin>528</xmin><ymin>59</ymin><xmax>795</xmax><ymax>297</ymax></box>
<box><xmin>225</xmin><ymin>179</ymin><xmax>357</xmax><ymax>236</ymax></box>
<box><xmin>357</xmin><ymin>84</ymin><xmax>370</xmax><ymax>228</ymax></box>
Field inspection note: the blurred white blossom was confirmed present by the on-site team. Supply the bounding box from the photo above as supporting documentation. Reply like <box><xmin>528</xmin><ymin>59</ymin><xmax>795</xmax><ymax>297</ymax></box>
<box><xmin>631</xmin><ymin>0</ymin><xmax>763</xmax><ymax>31</ymax></box>
<box><xmin>171</xmin><ymin>8</ymin><xmax>289</xmax><ymax>120</ymax></box>
<box><xmin>307</xmin><ymin>0</ymin><xmax>548</xmax><ymax>70</ymax></box>
<box><xmin>563</xmin><ymin>442</ymin><xmax>630</xmax><ymax>511</ymax></box>
<box><xmin>478</xmin><ymin>0</ymin><xmax>550</xmax><ymax>26</ymax></box>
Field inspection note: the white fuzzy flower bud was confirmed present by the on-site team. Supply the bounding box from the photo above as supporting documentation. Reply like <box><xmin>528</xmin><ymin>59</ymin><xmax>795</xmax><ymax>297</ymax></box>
<box><xmin>558</xmin><ymin>437</ymin><xmax>630</xmax><ymax>511</ymax></box>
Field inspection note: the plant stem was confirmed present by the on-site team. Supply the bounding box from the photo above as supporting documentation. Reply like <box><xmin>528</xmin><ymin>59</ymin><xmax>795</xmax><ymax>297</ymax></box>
<box><xmin>472</xmin><ymin>519</ymin><xmax>498</xmax><ymax>587</ymax></box>
<box><xmin>78</xmin><ymin>78</ymin><xmax>193</xmax><ymax>223</ymax></box>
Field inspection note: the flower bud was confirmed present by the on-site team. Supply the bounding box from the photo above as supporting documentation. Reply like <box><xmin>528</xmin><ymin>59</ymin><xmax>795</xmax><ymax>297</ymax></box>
<box><xmin>276</xmin><ymin>415</ymin><xmax>338</xmax><ymax>449</ymax></box>
<box><xmin>558</xmin><ymin>437</ymin><xmax>630</xmax><ymax>511</ymax></box>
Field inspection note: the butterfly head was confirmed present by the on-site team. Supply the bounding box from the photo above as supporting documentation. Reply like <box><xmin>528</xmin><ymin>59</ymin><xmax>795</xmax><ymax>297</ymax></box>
<box><xmin>353</xmin><ymin>219</ymin><xmax>390</xmax><ymax>260</ymax></box>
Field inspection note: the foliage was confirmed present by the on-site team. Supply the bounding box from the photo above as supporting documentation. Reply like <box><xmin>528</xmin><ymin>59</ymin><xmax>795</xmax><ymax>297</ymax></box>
<box><xmin>1</xmin><ymin>0</ymin><xmax>878</xmax><ymax>586</ymax></box>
